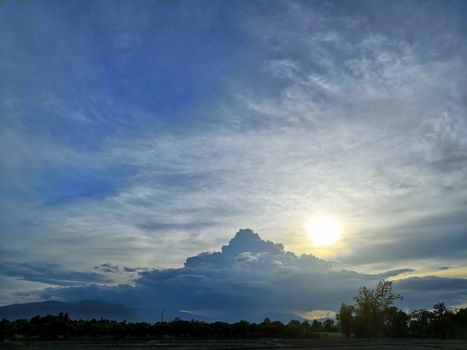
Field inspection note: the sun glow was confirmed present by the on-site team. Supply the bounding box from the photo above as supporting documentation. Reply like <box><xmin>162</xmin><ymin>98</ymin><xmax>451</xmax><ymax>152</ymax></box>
<box><xmin>306</xmin><ymin>215</ymin><xmax>343</xmax><ymax>247</ymax></box>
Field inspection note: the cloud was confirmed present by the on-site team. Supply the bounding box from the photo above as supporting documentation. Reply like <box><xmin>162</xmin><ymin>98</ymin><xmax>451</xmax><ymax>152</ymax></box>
<box><xmin>0</xmin><ymin>260</ymin><xmax>112</xmax><ymax>287</ymax></box>
<box><xmin>302</xmin><ymin>310</ymin><xmax>336</xmax><ymax>321</ymax></box>
<box><xmin>378</xmin><ymin>268</ymin><xmax>415</xmax><ymax>279</ymax></box>
<box><xmin>94</xmin><ymin>264</ymin><xmax>120</xmax><ymax>273</ymax></box>
<box><xmin>39</xmin><ymin>229</ymin><xmax>467</xmax><ymax>322</ymax></box>
<box><xmin>0</xmin><ymin>0</ymin><xmax>466</xmax><ymax>304</ymax></box>
<box><xmin>339</xmin><ymin>217</ymin><xmax>467</xmax><ymax>266</ymax></box>
<box><xmin>397</xmin><ymin>276</ymin><xmax>467</xmax><ymax>292</ymax></box>
<box><xmin>396</xmin><ymin>276</ymin><xmax>467</xmax><ymax>310</ymax></box>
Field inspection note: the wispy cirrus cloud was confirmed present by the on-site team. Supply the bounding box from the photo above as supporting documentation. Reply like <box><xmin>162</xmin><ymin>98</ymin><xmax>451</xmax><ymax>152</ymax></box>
<box><xmin>0</xmin><ymin>0</ymin><xmax>466</xmax><ymax>304</ymax></box>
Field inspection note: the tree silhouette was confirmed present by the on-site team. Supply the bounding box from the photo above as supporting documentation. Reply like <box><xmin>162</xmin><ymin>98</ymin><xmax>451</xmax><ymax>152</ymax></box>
<box><xmin>337</xmin><ymin>303</ymin><xmax>353</xmax><ymax>338</ymax></box>
<box><xmin>352</xmin><ymin>280</ymin><xmax>401</xmax><ymax>337</ymax></box>
<box><xmin>1</xmin><ymin>282</ymin><xmax>466</xmax><ymax>340</ymax></box>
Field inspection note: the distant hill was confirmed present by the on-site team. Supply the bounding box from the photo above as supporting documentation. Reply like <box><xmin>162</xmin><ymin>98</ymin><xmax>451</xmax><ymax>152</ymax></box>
<box><xmin>0</xmin><ymin>300</ymin><xmax>227</xmax><ymax>322</ymax></box>
<box><xmin>262</xmin><ymin>312</ymin><xmax>307</xmax><ymax>323</ymax></box>
<box><xmin>0</xmin><ymin>300</ymin><xmax>312</xmax><ymax>323</ymax></box>
<box><xmin>0</xmin><ymin>300</ymin><xmax>139</xmax><ymax>321</ymax></box>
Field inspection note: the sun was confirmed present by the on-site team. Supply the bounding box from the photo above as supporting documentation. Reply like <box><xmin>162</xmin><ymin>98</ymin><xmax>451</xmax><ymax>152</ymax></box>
<box><xmin>306</xmin><ymin>215</ymin><xmax>343</xmax><ymax>247</ymax></box>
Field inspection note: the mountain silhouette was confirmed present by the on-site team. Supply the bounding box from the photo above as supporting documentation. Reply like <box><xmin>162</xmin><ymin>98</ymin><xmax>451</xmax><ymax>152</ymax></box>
<box><xmin>2</xmin><ymin>229</ymin><xmax>462</xmax><ymax>323</ymax></box>
<box><xmin>0</xmin><ymin>300</ymin><xmax>138</xmax><ymax>321</ymax></box>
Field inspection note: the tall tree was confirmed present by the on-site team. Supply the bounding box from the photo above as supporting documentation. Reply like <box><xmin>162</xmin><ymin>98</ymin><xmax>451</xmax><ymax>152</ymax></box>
<box><xmin>353</xmin><ymin>280</ymin><xmax>401</xmax><ymax>337</ymax></box>
<box><xmin>337</xmin><ymin>303</ymin><xmax>353</xmax><ymax>338</ymax></box>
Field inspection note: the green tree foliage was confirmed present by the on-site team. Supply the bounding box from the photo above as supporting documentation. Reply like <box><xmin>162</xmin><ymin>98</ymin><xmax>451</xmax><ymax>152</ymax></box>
<box><xmin>383</xmin><ymin>306</ymin><xmax>409</xmax><ymax>338</ymax></box>
<box><xmin>310</xmin><ymin>319</ymin><xmax>323</xmax><ymax>332</ymax></box>
<box><xmin>2</xmin><ymin>283</ymin><xmax>466</xmax><ymax>340</ymax></box>
<box><xmin>410</xmin><ymin>302</ymin><xmax>456</xmax><ymax>339</ymax></box>
<box><xmin>336</xmin><ymin>303</ymin><xmax>353</xmax><ymax>338</ymax></box>
<box><xmin>322</xmin><ymin>319</ymin><xmax>336</xmax><ymax>332</ymax></box>
<box><xmin>454</xmin><ymin>307</ymin><xmax>467</xmax><ymax>339</ymax></box>
<box><xmin>336</xmin><ymin>280</ymin><xmax>466</xmax><ymax>339</ymax></box>
<box><xmin>352</xmin><ymin>280</ymin><xmax>402</xmax><ymax>337</ymax></box>
<box><xmin>0</xmin><ymin>314</ymin><xmax>337</xmax><ymax>340</ymax></box>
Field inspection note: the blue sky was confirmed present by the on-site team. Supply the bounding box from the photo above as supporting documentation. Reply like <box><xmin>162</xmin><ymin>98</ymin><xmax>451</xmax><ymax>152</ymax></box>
<box><xmin>1</xmin><ymin>0</ymin><xmax>467</xmax><ymax>318</ymax></box>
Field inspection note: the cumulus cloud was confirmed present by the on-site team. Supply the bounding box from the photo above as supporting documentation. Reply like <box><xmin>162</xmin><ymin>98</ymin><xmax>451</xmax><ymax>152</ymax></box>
<box><xmin>40</xmin><ymin>229</ymin><xmax>467</xmax><ymax>322</ymax></box>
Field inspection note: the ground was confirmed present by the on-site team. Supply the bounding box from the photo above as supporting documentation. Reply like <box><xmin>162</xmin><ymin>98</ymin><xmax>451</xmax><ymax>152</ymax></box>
<box><xmin>1</xmin><ymin>339</ymin><xmax>467</xmax><ymax>350</ymax></box>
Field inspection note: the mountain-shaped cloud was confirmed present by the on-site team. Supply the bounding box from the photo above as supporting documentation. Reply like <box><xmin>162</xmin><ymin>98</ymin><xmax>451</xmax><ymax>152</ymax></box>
<box><xmin>185</xmin><ymin>229</ymin><xmax>333</xmax><ymax>270</ymax></box>
<box><xmin>40</xmin><ymin>229</ymin><xmax>467</xmax><ymax>322</ymax></box>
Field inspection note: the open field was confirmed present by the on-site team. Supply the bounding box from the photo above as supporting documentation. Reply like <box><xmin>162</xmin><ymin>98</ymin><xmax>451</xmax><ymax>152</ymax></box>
<box><xmin>2</xmin><ymin>339</ymin><xmax>467</xmax><ymax>350</ymax></box>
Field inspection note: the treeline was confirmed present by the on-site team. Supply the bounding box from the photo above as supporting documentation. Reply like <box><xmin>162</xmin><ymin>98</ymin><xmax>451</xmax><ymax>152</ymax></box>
<box><xmin>337</xmin><ymin>280</ymin><xmax>467</xmax><ymax>339</ymax></box>
<box><xmin>0</xmin><ymin>314</ymin><xmax>337</xmax><ymax>340</ymax></box>
<box><xmin>1</xmin><ymin>281</ymin><xmax>466</xmax><ymax>340</ymax></box>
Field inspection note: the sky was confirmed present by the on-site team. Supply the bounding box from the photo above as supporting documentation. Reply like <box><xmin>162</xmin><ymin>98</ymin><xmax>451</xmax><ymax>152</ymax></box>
<box><xmin>0</xmin><ymin>0</ymin><xmax>466</xmax><ymax>320</ymax></box>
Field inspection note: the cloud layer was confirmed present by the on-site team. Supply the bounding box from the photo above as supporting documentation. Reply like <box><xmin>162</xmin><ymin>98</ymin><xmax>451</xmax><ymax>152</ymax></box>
<box><xmin>0</xmin><ymin>1</ymin><xmax>466</xmax><ymax>304</ymax></box>
<box><xmin>39</xmin><ymin>229</ymin><xmax>467</xmax><ymax>322</ymax></box>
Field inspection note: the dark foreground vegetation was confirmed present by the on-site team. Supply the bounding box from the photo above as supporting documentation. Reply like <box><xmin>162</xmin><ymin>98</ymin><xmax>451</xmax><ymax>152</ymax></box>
<box><xmin>337</xmin><ymin>281</ymin><xmax>467</xmax><ymax>339</ymax></box>
<box><xmin>1</xmin><ymin>281</ymin><xmax>466</xmax><ymax>341</ymax></box>
<box><xmin>0</xmin><ymin>314</ymin><xmax>338</xmax><ymax>340</ymax></box>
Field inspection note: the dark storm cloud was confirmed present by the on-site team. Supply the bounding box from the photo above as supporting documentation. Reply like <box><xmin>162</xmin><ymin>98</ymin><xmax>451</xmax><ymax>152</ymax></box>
<box><xmin>396</xmin><ymin>276</ymin><xmax>467</xmax><ymax>292</ymax></box>
<box><xmin>40</xmin><ymin>230</ymin><xmax>467</xmax><ymax>322</ymax></box>
<box><xmin>395</xmin><ymin>276</ymin><xmax>467</xmax><ymax>310</ymax></box>
<box><xmin>0</xmin><ymin>261</ymin><xmax>112</xmax><ymax>286</ymax></box>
